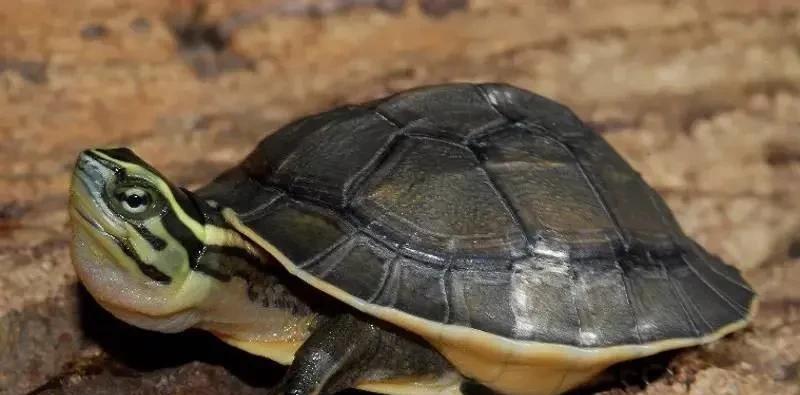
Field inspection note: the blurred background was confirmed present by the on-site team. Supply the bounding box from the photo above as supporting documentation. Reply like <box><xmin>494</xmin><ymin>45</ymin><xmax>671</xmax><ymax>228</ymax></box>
<box><xmin>0</xmin><ymin>0</ymin><xmax>799</xmax><ymax>394</ymax></box>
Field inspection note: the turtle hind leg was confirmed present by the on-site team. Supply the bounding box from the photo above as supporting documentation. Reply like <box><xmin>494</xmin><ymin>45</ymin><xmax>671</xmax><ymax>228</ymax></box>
<box><xmin>279</xmin><ymin>313</ymin><xmax>454</xmax><ymax>395</ymax></box>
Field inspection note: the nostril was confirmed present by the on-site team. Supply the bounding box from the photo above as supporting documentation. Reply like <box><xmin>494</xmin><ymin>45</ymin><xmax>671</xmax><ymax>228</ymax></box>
<box><xmin>76</xmin><ymin>150</ymin><xmax>110</xmax><ymax>175</ymax></box>
<box><xmin>78</xmin><ymin>149</ymin><xmax>95</xmax><ymax>160</ymax></box>
<box><xmin>76</xmin><ymin>150</ymin><xmax>97</xmax><ymax>172</ymax></box>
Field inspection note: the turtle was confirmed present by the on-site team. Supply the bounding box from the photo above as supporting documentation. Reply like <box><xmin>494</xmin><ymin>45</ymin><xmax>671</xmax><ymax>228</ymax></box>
<box><xmin>68</xmin><ymin>82</ymin><xmax>757</xmax><ymax>395</ymax></box>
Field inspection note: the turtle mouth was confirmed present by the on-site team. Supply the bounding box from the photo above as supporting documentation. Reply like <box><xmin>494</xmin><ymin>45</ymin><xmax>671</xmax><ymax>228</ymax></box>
<box><xmin>71</xmin><ymin>204</ymin><xmax>105</xmax><ymax>235</ymax></box>
<box><xmin>69</xmin><ymin>172</ymin><xmax>130</xmax><ymax>262</ymax></box>
<box><xmin>69</xmin><ymin>157</ymin><xmax>127</xmax><ymax>237</ymax></box>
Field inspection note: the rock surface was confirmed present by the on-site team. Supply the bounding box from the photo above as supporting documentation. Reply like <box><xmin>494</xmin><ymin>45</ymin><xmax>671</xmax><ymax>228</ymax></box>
<box><xmin>1</xmin><ymin>0</ymin><xmax>799</xmax><ymax>394</ymax></box>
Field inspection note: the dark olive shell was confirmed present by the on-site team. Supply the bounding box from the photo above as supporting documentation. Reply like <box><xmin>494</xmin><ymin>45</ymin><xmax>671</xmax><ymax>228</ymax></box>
<box><xmin>197</xmin><ymin>83</ymin><xmax>755</xmax><ymax>347</ymax></box>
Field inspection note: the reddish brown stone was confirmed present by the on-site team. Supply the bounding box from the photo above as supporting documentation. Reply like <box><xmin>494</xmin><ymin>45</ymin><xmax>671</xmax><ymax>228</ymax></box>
<box><xmin>0</xmin><ymin>1</ymin><xmax>798</xmax><ymax>394</ymax></box>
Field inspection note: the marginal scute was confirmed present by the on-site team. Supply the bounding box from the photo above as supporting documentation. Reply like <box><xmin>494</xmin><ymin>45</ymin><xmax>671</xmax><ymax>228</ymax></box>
<box><xmin>447</xmin><ymin>270</ymin><xmax>514</xmax><ymax>335</ymax></box>
<box><xmin>391</xmin><ymin>258</ymin><xmax>449</xmax><ymax>322</ymax></box>
<box><xmin>683</xmin><ymin>241</ymin><xmax>754</xmax><ymax>312</ymax></box>
<box><xmin>619</xmin><ymin>256</ymin><xmax>696</xmax><ymax>342</ymax></box>
<box><xmin>509</xmin><ymin>258</ymin><xmax>580</xmax><ymax>344</ymax></box>
<box><xmin>305</xmin><ymin>234</ymin><xmax>395</xmax><ymax>301</ymax></box>
<box><xmin>195</xmin><ymin>167</ymin><xmax>283</xmax><ymax>218</ymax></box>
<box><xmin>240</xmin><ymin>197</ymin><xmax>354</xmax><ymax>266</ymax></box>
<box><xmin>572</xmin><ymin>259</ymin><xmax>638</xmax><ymax>346</ymax></box>
<box><xmin>668</xmin><ymin>260</ymin><xmax>742</xmax><ymax>332</ymax></box>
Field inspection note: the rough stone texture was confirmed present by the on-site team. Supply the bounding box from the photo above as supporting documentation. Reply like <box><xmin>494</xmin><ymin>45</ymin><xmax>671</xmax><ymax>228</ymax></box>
<box><xmin>1</xmin><ymin>0</ymin><xmax>799</xmax><ymax>394</ymax></box>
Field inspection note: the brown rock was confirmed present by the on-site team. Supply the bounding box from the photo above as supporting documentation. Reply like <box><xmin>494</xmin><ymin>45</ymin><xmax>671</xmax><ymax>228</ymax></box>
<box><xmin>0</xmin><ymin>0</ymin><xmax>798</xmax><ymax>394</ymax></box>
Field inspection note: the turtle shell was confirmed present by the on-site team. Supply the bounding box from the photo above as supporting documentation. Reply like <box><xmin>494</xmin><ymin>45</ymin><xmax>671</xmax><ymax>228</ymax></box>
<box><xmin>197</xmin><ymin>83</ymin><xmax>755</xmax><ymax>393</ymax></box>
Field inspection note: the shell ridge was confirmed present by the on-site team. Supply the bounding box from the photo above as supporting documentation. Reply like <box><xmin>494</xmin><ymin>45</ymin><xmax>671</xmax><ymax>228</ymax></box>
<box><xmin>616</xmin><ymin>260</ymin><xmax>643</xmax><ymax>344</ymax></box>
<box><xmin>473</xmin><ymin>84</ymin><xmax>510</xmax><ymax>120</ymax></box>
<box><xmin>367</xmin><ymin>253</ymin><xmax>399</xmax><ymax>303</ymax></box>
<box><xmin>371</xmin><ymin>103</ymin><xmax>405</xmax><ymax>129</ymax></box>
<box><xmin>238</xmin><ymin>194</ymin><xmax>286</xmax><ymax>220</ymax></box>
<box><xmin>350</xmin><ymin>221</ymin><xmax>446</xmax><ymax>265</ymax></box>
<box><xmin>296</xmin><ymin>222</ymin><xmax>354</xmax><ymax>270</ymax></box>
<box><xmin>442</xmin><ymin>264</ymin><xmax>458</xmax><ymax>325</ymax></box>
<box><xmin>569</xmin><ymin>262</ymin><xmax>585</xmax><ymax>346</ymax></box>
<box><xmin>304</xmin><ymin>235</ymin><xmax>358</xmax><ymax>275</ymax></box>
<box><xmin>461</xmin><ymin>118</ymin><xmax>512</xmax><ymax>143</ymax></box>
<box><xmin>370</xmin><ymin>255</ymin><xmax>403</xmax><ymax>307</ymax></box>
<box><xmin>467</xmin><ymin>144</ymin><xmax>533</xmax><ymax>255</ymax></box>
<box><xmin>440</xmin><ymin>262</ymin><xmax>453</xmax><ymax>326</ymax></box>
<box><xmin>340</xmin><ymin>131</ymin><xmax>404</xmax><ymax>208</ymax></box>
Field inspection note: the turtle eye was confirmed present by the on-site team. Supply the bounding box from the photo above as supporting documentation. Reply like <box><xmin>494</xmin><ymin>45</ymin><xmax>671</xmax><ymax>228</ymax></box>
<box><xmin>115</xmin><ymin>187</ymin><xmax>153</xmax><ymax>214</ymax></box>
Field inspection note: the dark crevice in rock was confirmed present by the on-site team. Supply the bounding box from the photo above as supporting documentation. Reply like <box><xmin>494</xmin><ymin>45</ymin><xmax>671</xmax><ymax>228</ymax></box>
<box><xmin>164</xmin><ymin>0</ymin><xmax>471</xmax><ymax>79</ymax></box>
<box><xmin>766</xmin><ymin>146</ymin><xmax>800</xmax><ymax>166</ymax></box>
<box><xmin>418</xmin><ymin>0</ymin><xmax>469</xmax><ymax>18</ymax></box>
<box><xmin>223</xmin><ymin>0</ymin><xmax>466</xmax><ymax>21</ymax></box>
<box><xmin>0</xmin><ymin>59</ymin><xmax>48</xmax><ymax>84</ymax></box>
<box><xmin>789</xmin><ymin>238</ymin><xmax>800</xmax><ymax>258</ymax></box>
<box><xmin>269</xmin><ymin>0</ymin><xmax>406</xmax><ymax>18</ymax></box>
<box><xmin>0</xmin><ymin>201</ymin><xmax>26</xmax><ymax>220</ymax></box>
<box><xmin>165</xmin><ymin>2</ymin><xmax>254</xmax><ymax>80</ymax></box>
<box><xmin>129</xmin><ymin>17</ymin><xmax>152</xmax><ymax>34</ymax></box>
<box><xmin>80</xmin><ymin>24</ymin><xmax>110</xmax><ymax>40</ymax></box>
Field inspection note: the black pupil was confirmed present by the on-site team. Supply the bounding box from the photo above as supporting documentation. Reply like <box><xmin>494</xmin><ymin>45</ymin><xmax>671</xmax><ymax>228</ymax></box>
<box><xmin>124</xmin><ymin>191</ymin><xmax>148</xmax><ymax>208</ymax></box>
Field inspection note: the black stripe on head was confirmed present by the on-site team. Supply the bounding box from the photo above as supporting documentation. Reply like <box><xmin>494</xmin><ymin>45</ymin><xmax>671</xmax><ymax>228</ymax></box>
<box><xmin>114</xmin><ymin>235</ymin><xmax>172</xmax><ymax>284</ymax></box>
<box><xmin>83</xmin><ymin>150</ymin><xmax>127</xmax><ymax>178</ymax></box>
<box><xmin>95</xmin><ymin>148</ymin><xmax>160</xmax><ymax>175</ymax></box>
<box><xmin>132</xmin><ymin>224</ymin><xmax>168</xmax><ymax>251</ymax></box>
<box><xmin>175</xmin><ymin>187</ymin><xmax>206</xmax><ymax>225</ymax></box>
<box><xmin>162</xmin><ymin>208</ymin><xmax>206</xmax><ymax>269</ymax></box>
<box><xmin>73</xmin><ymin>203</ymin><xmax>171</xmax><ymax>284</ymax></box>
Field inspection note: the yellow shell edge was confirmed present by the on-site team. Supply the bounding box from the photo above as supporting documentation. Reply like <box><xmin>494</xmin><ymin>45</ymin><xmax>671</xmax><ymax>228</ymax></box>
<box><xmin>223</xmin><ymin>208</ymin><xmax>757</xmax><ymax>395</ymax></box>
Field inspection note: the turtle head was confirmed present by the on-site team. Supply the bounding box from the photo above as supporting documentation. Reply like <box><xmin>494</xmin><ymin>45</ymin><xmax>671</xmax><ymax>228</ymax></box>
<box><xmin>68</xmin><ymin>148</ymin><xmax>214</xmax><ymax>332</ymax></box>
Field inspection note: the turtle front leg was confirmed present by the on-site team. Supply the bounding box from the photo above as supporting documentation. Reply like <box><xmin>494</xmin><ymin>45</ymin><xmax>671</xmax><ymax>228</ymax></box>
<box><xmin>278</xmin><ymin>313</ymin><xmax>455</xmax><ymax>395</ymax></box>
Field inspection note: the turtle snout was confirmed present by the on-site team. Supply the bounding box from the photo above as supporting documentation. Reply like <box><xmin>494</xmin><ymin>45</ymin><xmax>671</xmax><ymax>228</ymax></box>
<box><xmin>69</xmin><ymin>150</ymin><xmax>126</xmax><ymax>235</ymax></box>
<box><xmin>73</xmin><ymin>150</ymin><xmax>114</xmax><ymax>193</ymax></box>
